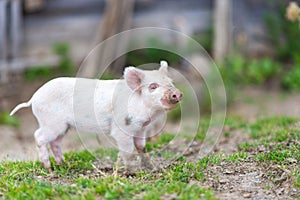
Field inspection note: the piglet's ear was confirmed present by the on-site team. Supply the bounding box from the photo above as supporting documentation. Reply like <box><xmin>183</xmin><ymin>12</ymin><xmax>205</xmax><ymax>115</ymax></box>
<box><xmin>124</xmin><ymin>67</ymin><xmax>145</xmax><ymax>92</ymax></box>
<box><xmin>159</xmin><ymin>60</ymin><xmax>168</xmax><ymax>74</ymax></box>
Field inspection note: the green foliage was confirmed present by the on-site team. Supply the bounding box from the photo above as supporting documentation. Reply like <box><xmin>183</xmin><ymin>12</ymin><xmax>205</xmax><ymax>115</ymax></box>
<box><xmin>218</xmin><ymin>55</ymin><xmax>282</xmax><ymax>104</ymax></box>
<box><xmin>53</xmin><ymin>42</ymin><xmax>74</xmax><ymax>76</ymax></box>
<box><xmin>167</xmin><ymin>105</ymin><xmax>181</xmax><ymax>121</ymax></box>
<box><xmin>0</xmin><ymin>111</ymin><xmax>20</xmax><ymax>127</ymax></box>
<box><xmin>52</xmin><ymin>42</ymin><xmax>70</xmax><ymax>57</ymax></box>
<box><xmin>220</xmin><ymin>55</ymin><xmax>280</xmax><ymax>86</ymax></box>
<box><xmin>126</xmin><ymin>37</ymin><xmax>181</xmax><ymax>67</ymax></box>
<box><xmin>192</xmin><ymin>28</ymin><xmax>213</xmax><ymax>53</ymax></box>
<box><xmin>281</xmin><ymin>65</ymin><xmax>300</xmax><ymax>91</ymax></box>
<box><xmin>58</xmin><ymin>57</ymin><xmax>74</xmax><ymax>75</ymax></box>
<box><xmin>24</xmin><ymin>66</ymin><xmax>52</xmax><ymax>81</ymax></box>
<box><xmin>246</xmin><ymin>58</ymin><xmax>280</xmax><ymax>84</ymax></box>
<box><xmin>100</xmin><ymin>71</ymin><xmax>117</xmax><ymax>80</ymax></box>
<box><xmin>264</xmin><ymin>4</ymin><xmax>300</xmax><ymax>91</ymax></box>
<box><xmin>265</xmin><ymin>5</ymin><xmax>300</xmax><ymax>62</ymax></box>
<box><xmin>24</xmin><ymin>42</ymin><xmax>74</xmax><ymax>81</ymax></box>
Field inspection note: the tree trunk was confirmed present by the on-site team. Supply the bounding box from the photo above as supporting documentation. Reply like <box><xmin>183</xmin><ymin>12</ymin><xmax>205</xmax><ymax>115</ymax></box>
<box><xmin>80</xmin><ymin>0</ymin><xmax>134</xmax><ymax>78</ymax></box>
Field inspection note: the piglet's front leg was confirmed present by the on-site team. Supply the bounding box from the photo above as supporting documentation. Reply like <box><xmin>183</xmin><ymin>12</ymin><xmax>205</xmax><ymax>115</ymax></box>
<box><xmin>134</xmin><ymin>136</ymin><xmax>154</xmax><ymax>170</ymax></box>
<box><xmin>112</xmin><ymin>130</ymin><xmax>137</xmax><ymax>172</ymax></box>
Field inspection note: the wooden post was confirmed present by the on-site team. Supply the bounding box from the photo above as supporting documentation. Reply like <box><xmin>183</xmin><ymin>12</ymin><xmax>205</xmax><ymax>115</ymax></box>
<box><xmin>0</xmin><ymin>0</ymin><xmax>8</xmax><ymax>60</ymax></box>
<box><xmin>10</xmin><ymin>0</ymin><xmax>22</xmax><ymax>58</ymax></box>
<box><xmin>213</xmin><ymin>0</ymin><xmax>232</xmax><ymax>62</ymax></box>
<box><xmin>0</xmin><ymin>0</ymin><xmax>8</xmax><ymax>82</ymax></box>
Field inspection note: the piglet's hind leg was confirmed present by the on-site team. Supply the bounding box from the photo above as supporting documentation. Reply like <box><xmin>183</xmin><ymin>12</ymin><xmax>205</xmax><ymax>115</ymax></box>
<box><xmin>50</xmin><ymin>134</ymin><xmax>65</xmax><ymax>164</ymax></box>
<box><xmin>34</xmin><ymin>128</ymin><xmax>57</xmax><ymax>171</ymax></box>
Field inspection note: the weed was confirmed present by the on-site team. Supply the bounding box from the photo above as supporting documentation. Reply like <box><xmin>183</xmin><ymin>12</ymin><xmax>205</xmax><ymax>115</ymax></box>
<box><xmin>225</xmin><ymin>152</ymin><xmax>247</xmax><ymax>162</ymax></box>
<box><xmin>293</xmin><ymin>170</ymin><xmax>300</xmax><ymax>188</ymax></box>
<box><xmin>0</xmin><ymin>111</ymin><xmax>20</xmax><ymax>127</ymax></box>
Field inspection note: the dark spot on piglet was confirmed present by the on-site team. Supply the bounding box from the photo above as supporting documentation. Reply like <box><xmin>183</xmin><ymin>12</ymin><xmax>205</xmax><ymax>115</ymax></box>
<box><xmin>125</xmin><ymin>116</ymin><xmax>132</xmax><ymax>125</ymax></box>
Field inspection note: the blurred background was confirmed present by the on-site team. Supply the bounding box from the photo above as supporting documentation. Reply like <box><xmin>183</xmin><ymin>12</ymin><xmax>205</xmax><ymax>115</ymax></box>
<box><xmin>1</xmin><ymin>0</ymin><xmax>300</xmax><ymax>159</ymax></box>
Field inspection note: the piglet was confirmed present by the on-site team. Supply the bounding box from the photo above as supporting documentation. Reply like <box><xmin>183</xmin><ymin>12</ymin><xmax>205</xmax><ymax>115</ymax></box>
<box><xmin>10</xmin><ymin>61</ymin><xmax>183</xmax><ymax>172</ymax></box>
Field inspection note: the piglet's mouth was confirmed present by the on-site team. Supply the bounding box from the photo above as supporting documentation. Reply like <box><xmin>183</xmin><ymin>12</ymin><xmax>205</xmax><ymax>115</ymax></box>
<box><xmin>160</xmin><ymin>98</ymin><xmax>180</xmax><ymax>110</ymax></box>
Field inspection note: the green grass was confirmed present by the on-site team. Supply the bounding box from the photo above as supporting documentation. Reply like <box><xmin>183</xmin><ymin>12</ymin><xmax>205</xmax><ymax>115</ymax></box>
<box><xmin>146</xmin><ymin>133</ymin><xmax>174</xmax><ymax>152</ymax></box>
<box><xmin>0</xmin><ymin>156</ymin><xmax>215</xmax><ymax>200</ymax></box>
<box><xmin>250</xmin><ymin>116</ymin><xmax>298</xmax><ymax>139</ymax></box>
<box><xmin>1</xmin><ymin>116</ymin><xmax>299</xmax><ymax>199</ymax></box>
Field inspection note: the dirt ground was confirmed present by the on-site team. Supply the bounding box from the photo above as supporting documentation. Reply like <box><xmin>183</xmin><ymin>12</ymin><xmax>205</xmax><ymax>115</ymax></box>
<box><xmin>0</xmin><ymin>80</ymin><xmax>300</xmax><ymax>199</ymax></box>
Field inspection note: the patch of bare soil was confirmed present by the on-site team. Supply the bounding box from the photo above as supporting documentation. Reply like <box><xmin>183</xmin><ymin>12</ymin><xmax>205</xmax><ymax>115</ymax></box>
<box><xmin>165</xmin><ymin>134</ymin><xmax>299</xmax><ymax>200</ymax></box>
<box><xmin>203</xmin><ymin>160</ymin><xmax>299</xmax><ymax>200</ymax></box>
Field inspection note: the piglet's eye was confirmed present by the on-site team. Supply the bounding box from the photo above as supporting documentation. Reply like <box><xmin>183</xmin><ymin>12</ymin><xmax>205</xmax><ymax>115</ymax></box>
<box><xmin>149</xmin><ymin>83</ymin><xmax>159</xmax><ymax>91</ymax></box>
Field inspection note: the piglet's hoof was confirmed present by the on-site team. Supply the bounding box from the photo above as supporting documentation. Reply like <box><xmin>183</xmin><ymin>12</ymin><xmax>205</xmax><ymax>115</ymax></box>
<box><xmin>123</xmin><ymin>169</ymin><xmax>137</xmax><ymax>176</ymax></box>
<box><xmin>122</xmin><ymin>165</ymin><xmax>139</xmax><ymax>176</ymax></box>
<box><xmin>46</xmin><ymin>167</ymin><xmax>53</xmax><ymax>173</ymax></box>
<box><xmin>141</xmin><ymin>158</ymin><xmax>155</xmax><ymax>171</ymax></box>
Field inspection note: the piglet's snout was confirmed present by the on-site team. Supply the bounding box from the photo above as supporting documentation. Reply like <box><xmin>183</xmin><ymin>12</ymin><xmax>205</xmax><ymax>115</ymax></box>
<box><xmin>169</xmin><ymin>89</ymin><xmax>183</xmax><ymax>104</ymax></box>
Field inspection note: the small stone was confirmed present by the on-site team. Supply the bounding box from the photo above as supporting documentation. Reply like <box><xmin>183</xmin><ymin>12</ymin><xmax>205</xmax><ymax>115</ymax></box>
<box><xmin>258</xmin><ymin>145</ymin><xmax>266</xmax><ymax>152</ymax></box>
<box><xmin>219</xmin><ymin>179</ymin><xmax>228</xmax><ymax>184</ymax></box>
<box><xmin>243</xmin><ymin>193</ymin><xmax>251</xmax><ymax>198</ymax></box>
<box><xmin>224</xmin><ymin>169</ymin><xmax>234</xmax><ymax>174</ymax></box>
<box><xmin>277</xmin><ymin>188</ymin><xmax>284</xmax><ymax>195</ymax></box>
<box><xmin>287</xmin><ymin>158</ymin><xmax>297</xmax><ymax>164</ymax></box>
